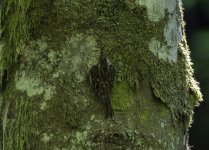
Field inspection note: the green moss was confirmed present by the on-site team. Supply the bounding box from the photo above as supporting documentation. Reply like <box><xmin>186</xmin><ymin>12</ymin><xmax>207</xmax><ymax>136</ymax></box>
<box><xmin>0</xmin><ymin>0</ymin><xmax>202</xmax><ymax>148</ymax></box>
<box><xmin>15</xmin><ymin>71</ymin><xmax>55</xmax><ymax>101</ymax></box>
<box><xmin>111</xmin><ymin>82</ymin><xmax>133</xmax><ymax>110</ymax></box>
<box><xmin>42</xmin><ymin>133</ymin><xmax>54</xmax><ymax>143</ymax></box>
<box><xmin>140</xmin><ymin>110</ymin><xmax>150</xmax><ymax>124</ymax></box>
<box><xmin>2</xmin><ymin>77</ymin><xmax>37</xmax><ymax>150</ymax></box>
<box><xmin>0</xmin><ymin>0</ymin><xmax>52</xmax><ymax>68</ymax></box>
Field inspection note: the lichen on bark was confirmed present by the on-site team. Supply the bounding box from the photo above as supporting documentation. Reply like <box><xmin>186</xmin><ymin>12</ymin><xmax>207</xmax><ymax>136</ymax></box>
<box><xmin>0</xmin><ymin>0</ymin><xmax>202</xmax><ymax>149</ymax></box>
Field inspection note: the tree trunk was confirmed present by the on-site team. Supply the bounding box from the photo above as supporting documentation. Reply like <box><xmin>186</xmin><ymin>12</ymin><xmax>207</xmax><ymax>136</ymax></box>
<box><xmin>0</xmin><ymin>0</ymin><xmax>202</xmax><ymax>149</ymax></box>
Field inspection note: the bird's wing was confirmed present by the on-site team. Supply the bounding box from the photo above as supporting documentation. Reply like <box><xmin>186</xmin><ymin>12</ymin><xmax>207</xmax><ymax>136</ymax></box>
<box><xmin>108</xmin><ymin>65</ymin><xmax>116</xmax><ymax>88</ymax></box>
<box><xmin>90</xmin><ymin>65</ymin><xmax>100</xmax><ymax>89</ymax></box>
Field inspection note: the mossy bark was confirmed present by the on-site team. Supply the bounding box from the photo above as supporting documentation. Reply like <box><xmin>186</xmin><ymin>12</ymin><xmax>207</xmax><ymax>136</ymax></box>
<box><xmin>0</xmin><ymin>0</ymin><xmax>202</xmax><ymax>149</ymax></box>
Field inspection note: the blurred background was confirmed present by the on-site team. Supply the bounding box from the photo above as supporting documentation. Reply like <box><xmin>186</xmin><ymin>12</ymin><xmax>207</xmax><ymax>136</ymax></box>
<box><xmin>182</xmin><ymin>0</ymin><xmax>209</xmax><ymax>149</ymax></box>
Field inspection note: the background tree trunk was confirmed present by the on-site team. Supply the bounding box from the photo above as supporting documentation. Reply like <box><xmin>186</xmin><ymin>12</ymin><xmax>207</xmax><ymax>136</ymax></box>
<box><xmin>0</xmin><ymin>0</ymin><xmax>202</xmax><ymax>149</ymax></box>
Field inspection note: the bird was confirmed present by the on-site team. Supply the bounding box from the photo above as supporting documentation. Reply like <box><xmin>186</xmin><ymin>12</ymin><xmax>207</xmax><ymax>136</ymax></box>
<box><xmin>90</xmin><ymin>53</ymin><xmax>115</xmax><ymax>118</ymax></box>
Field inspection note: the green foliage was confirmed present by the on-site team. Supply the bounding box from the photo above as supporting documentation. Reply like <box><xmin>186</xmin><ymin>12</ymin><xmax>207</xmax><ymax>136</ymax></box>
<box><xmin>182</xmin><ymin>0</ymin><xmax>197</xmax><ymax>9</ymax></box>
<box><xmin>191</xmin><ymin>31</ymin><xmax>209</xmax><ymax>75</ymax></box>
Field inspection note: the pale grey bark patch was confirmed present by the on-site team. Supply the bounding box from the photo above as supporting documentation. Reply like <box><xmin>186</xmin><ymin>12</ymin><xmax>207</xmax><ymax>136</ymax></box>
<box><xmin>149</xmin><ymin>37</ymin><xmax>178</xmax><ymax>63</ymax></box>
<box><xmin>15</xmin><ymin>71</ymin><xmax>55</xmax><ymax>99</ymax></box>
<box><xmin>135</xmin><ymin>0</ymin><xmax>176</xmax><ymax>22</ymax></box>
<box><xmin>149</xmin><ymin>38</ymin><xmax>167</xmax><ymax>61</ymax></box>
<box><xmin>14</xmin><ymin>33</ymin><xmax>100</xmax><ymax>114</ymax></box>
<box><xmin>136</xmin><ymin>0</ymin><xmax>182</xmax><ymax>63</ymax></box>
<box><xmin>62</xmin><ymin>34</ymin><xmax>100</xmax><ymax>83</ymax></box>
<box><xmin>15</xmin><ymin>71</ymin><xmax>56</xmax><ymax>111</ymax></box>
<box><xmin>163</xmin><ymin>14</ymin><xmax>180</xmax><ymax>62</ymax></box>
<box><xmin>15</xmin><ymin>71</ymin><xmax>45</xmax><ymax>97</ymax></box>
<box><xmin>148</xmin><ymin>12</ymin><xmax>182</xmax><ymax>63</ymax></box>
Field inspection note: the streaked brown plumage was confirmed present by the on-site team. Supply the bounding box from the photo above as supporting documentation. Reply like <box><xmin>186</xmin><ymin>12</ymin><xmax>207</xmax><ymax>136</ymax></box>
<box><xmin>90</xmin><ymin>53</ymin><xmax>115</xmax><ymax>118</ymax></box>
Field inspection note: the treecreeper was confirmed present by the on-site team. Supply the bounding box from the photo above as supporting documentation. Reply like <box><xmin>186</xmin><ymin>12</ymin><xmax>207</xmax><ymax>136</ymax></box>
<box><xmin>90</xmin><ymin>53</ymin><xmax>116</xmax><ymax>119</ymax></box>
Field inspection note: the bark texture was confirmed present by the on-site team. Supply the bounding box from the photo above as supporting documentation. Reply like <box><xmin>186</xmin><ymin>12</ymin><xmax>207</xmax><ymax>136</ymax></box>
<box><xmin>0</xmin><ymin>0</ymin><xmax>202</xmax><ymax>149</ymax></box>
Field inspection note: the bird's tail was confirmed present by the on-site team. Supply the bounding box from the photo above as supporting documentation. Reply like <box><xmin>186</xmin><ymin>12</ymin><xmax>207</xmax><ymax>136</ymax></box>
<box><xmin>105</xmin><ymin>97</ymin><xmax>113</xmax><ymax>119</ymax></box>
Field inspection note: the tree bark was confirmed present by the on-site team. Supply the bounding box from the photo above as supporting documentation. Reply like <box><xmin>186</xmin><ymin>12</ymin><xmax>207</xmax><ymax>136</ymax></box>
<box><xmin>0</xmin><ymin>0</ymin><xmax>202</xmax><ymax>149</ymax></box>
